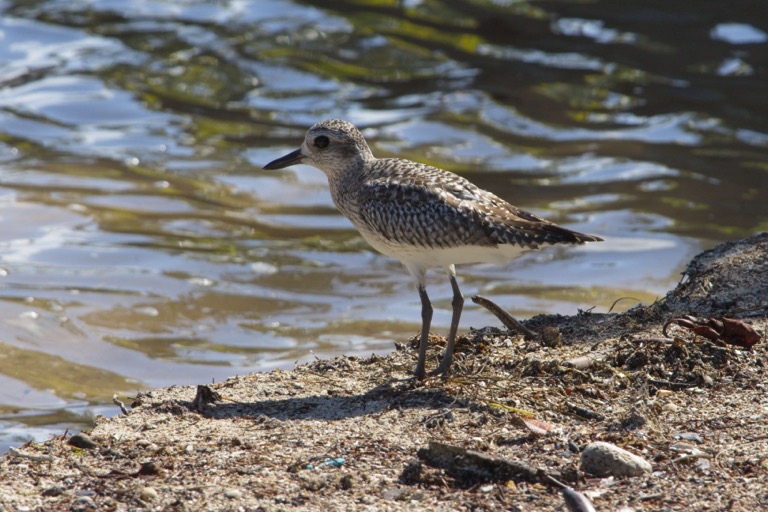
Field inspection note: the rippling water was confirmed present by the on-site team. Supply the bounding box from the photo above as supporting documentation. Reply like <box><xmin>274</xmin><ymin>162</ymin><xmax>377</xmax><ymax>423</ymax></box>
<box><xmin>0</xmin><ymin>0</ymin><xmax>766</xmax><ymax>450</ymax></box>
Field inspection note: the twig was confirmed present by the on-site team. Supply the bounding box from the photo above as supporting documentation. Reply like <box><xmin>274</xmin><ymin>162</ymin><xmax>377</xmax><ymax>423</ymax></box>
<box><xmin>647</xmin><ymin>378</ymin><xmax>694</xmax><ymax>391</ymax></box>
<box><xmin>545</xmin><ymin>475</ymin><xmax>597</xmax><ymax>512</ymax></box>
<box><xmin>607</xmin><ymin>296</ymin><xmax>642</xmax><ymax>313</ymax></box>
<box><xmin>564</xmin><ymin>351</ymin><xmax>608</xmax><ymax>370</ymax></box>
<box><xmin>112</xmin><ymin>394</ymin><xmax>129</xmax><ymax>415</ymax></box>
<box><xmin>9</xmin><ymin>447</ymin><xmax>54</xmax><ymax>462</ymax></box>
<box><xmin>672</xmin><ymin>453</ymin><xmax>712</xmax><ymax>464</ymax></box>
<box><xmin>418</xmin><ymin>441</ymin><xmax>543</xmax><ymax>483</ymax></box>
<box><xmin>471</xmin><ymin>295</ymin><xmax>539</xmax><ymax>339</ymax></box>
<box><xmin>564</xmin><ymin>401</ymin><xmax>605</xmax><ymax>421</ymax></box>
<box><xmin>630</xmin><ymin>337</ymin><xmax>676</xmax><ymax>344</ymax></box>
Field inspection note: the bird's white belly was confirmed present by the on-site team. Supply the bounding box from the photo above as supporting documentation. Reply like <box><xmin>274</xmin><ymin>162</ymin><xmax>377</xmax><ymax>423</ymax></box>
<box><xmin>360</xmin><ymin>230</ymin><xmax>528</xmax><ymax>269</ymax></box>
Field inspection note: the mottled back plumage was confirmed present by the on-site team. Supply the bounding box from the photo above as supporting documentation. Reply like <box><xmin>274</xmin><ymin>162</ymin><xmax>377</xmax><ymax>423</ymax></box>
<box><xmin>354</xmin><ymin>158</ymin><xmax>599</xmax><ymax>251</ymax></box>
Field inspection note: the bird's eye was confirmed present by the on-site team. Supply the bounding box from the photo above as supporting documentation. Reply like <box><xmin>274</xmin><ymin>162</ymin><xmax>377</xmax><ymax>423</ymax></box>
<box><xmin>314</xmin><ymin>136</ymin><xmax>330</xmax><ymax>149</ymax></box>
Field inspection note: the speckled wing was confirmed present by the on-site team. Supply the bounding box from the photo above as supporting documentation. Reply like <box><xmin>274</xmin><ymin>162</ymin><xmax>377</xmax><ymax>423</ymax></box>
<box><xmin>357</xmin><ymin>177</ymin><xmax>493</xmax><ymax>250</ymax></box>
<box><xmin>357</xmin><ymin>160</ymin><xmax>596</xmax><ymax>250</ymax></box>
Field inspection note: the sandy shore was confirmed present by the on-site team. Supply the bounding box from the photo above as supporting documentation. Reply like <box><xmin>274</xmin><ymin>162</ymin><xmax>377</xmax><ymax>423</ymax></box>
<box><xmin>1</xmin><ymin>234</ymin><xmax>766</xmax><ymax>511</ymax></box>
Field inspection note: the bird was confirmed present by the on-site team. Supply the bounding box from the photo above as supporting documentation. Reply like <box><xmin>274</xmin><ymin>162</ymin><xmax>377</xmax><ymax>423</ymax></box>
<box><xmin>264</xmin><ymin>119</ymin><xmax>603</xmax><ymax>380</ymax></box>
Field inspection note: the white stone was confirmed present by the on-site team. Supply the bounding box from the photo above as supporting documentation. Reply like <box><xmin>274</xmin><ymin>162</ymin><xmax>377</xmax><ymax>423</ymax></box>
<box><xmin>580</xmin><ymin>441</ymin><xmax>652</xmax><ymax>477</ymax></box>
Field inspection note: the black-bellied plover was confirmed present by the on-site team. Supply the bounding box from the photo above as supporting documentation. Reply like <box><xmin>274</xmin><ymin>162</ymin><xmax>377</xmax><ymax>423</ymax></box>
<box><xmin>264</xmin><ymin>119</ymin><xmax>603</xmax><ymax>380</ymax></box>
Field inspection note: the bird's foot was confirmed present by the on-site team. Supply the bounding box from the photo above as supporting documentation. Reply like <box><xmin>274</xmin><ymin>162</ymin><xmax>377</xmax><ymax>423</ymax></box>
<box><xmin>428</xmin><ymin>363</ymin><xmax>451</xmax><ymax>379</ymax></box>
<box><xmin>428</xmin><ymin>347</ymin><xmax>455</xmax><ymax>379</ymax></box>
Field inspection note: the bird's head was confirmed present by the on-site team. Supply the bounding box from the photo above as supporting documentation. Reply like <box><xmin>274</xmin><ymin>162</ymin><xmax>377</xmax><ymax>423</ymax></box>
<box><xmin>264</xmin><ymin>119</ymin><xmax>375</xmax><ymax>177</ymax></box>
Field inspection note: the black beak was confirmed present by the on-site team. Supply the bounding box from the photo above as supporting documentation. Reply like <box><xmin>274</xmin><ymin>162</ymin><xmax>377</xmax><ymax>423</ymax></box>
<box><xmin>264</xmin><ymin>148</ymin><xmax>305</xmax><ymax>170</ymax></box>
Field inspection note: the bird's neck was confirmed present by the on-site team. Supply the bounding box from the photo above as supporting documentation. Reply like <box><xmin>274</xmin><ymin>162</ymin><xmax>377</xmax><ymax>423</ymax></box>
<box><xmin>325</xmin><ymin>158</ymin><xmax>372</xmax><ymax>220</ymax></box>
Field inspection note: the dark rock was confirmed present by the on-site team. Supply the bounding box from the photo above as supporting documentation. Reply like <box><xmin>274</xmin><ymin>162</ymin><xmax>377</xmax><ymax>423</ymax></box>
<box><xmin>68</xmin><ymin>433</ymin><xmax>98</xmax><ymax>450</ymax></box>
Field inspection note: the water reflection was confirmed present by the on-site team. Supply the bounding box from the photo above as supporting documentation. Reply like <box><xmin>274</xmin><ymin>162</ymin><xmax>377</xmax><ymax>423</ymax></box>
<box><xmin>0</xmin><ymin>0</ymin><xmax>766</xmax><ymax>450</ymax></box>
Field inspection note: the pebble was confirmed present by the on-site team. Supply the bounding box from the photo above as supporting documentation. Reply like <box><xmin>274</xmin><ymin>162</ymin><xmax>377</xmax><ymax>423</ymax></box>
<box><xmin>381</xmin><ymin>487</ymin><xmax>406</xmax><ymax>501</ymax></box>
<box><xmin>136</xmin><ymin>438</ymin><xmax>159</xmax><ymax>451</ymax></box>
<box><xmin>669</xmin><ymin>441</ymin><xmax>705</xmax><ymax>455</ymax></box>
<box><xmin>580</xmin><ymin>441</ymin><xmax>652</xmax><ymax>477</ymax></box>
<box><xmin>139</xmin><ymin>487</ymin><xmax>159</xmax><ymax>501</ymax></box>
<box><xmin>71</xmin><ymin>496</ymin><xmax>96</xmax><ymax>512</ymax></box>
<box><xmin>42</xmin><ymin>486</ymin><xmax>63</xmax><ymax>497</ymax></box>
<box><xmin>224</xmin><ymin>489</ymin><xmax>243</xmax><ymax>500</ymax></box>
<box><xmin>676</xmin><ymin>432</ymin><xmax>704</xmax><ymax>443</ymax></box>
<box><xmin>68</xmin><ymin>433</ymin><xmax>98</xmax><ymax>450</ymax></box>
<box><xmin>409</xmin><ymin>490</ymin><xmax>426</xmax><ymax>501</ymax></box>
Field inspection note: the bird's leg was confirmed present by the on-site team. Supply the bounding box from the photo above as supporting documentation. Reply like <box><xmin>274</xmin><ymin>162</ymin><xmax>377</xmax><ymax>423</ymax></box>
<box><xmin>433</xmin><ymin>271</ymin><xmax>464</xmax><ymax>376</ymax></box>
<box><xmin>415</xmin><ymin>285</ymin><xmax>433</xmax><ymax>380</ymax></box>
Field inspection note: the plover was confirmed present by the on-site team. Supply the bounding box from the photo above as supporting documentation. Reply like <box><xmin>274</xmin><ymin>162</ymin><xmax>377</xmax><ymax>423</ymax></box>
<box><xmin>264</xmin><ymin>119</ymin><xmax>603</xmax><ymax>379</ymax></box>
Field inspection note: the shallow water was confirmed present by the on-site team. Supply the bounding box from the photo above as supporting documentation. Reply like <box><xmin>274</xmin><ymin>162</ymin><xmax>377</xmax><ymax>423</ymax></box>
<box><xmin>0</xmin><ymin>0</ymin><xmax>766</xmax><ymax>450</ymax></box>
